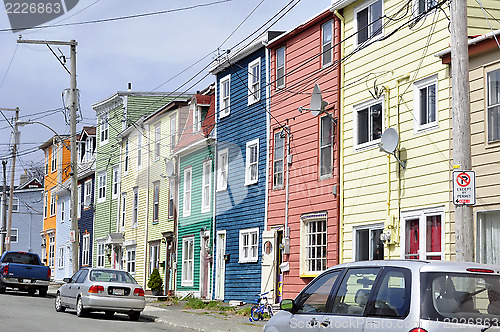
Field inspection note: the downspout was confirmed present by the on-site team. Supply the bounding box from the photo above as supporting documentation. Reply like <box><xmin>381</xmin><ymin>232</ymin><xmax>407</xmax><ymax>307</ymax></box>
<box><xmin>397</xmin><ymin>75</ymin><xmax>409</xmax><ymax>257</ymax></box>
<box><xmin>264</xmin><ymin>46</ymin><xmax>270</xmax><ymax>235</ymax></box>
<box><xmin>211</xmin><ymin>84</ymin><xmax>218</xmax><ymax>300</ymax></box>
<box><xmin>385</xmin><ymin>87</ymin><xmax>391</xmax><ymax>260</ymax></box>
<box><xmin>284</xmin><ymin>125</ymin><xmax>290</xmax><ymax>242</ymax></box>
<box><xmin>334</xmin><ymin>9</ymin><xmax>345</xmax><ymax>263</ymax></box>
<box><xmin>144</xmin><ymin>125</ymin><xmax>150</xmax><ymax>290</ymax></box>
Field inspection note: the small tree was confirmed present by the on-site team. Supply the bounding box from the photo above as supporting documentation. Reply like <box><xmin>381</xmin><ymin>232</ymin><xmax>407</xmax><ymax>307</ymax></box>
<box><xmin>147</xmin><ymin>268</ymin><xmax>163</xmax><ymax>292</ymax></box>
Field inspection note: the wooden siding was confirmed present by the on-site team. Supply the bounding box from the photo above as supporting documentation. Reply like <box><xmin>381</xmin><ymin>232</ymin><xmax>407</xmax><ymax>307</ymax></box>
<box><xmin>267</xmin><ymin>12</ymin><xmax>341</xmax><ymax>299</ymax></box>
<box><xmin>78</xmin><ymin>175</ymin><xmax>94</xmax><ymax>269</ymax></box>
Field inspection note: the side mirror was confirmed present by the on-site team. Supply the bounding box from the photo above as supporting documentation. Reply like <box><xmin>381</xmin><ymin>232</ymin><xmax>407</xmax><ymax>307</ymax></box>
<box><xmin>63</xmin><ymin>277</ymin><xmax>72</xmax><ymax>283</ymax></box>
<box><xmin>280</xmin><ymin>299</ymin><xmax>296</xmax><ymax>312</ymax></box>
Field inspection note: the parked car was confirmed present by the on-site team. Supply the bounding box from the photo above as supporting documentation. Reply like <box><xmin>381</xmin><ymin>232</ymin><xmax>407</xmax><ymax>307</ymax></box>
<box><xmin>55</xmin><ymin>267</ymin><xmax>145</xmax><ymax>320</ymax></box>
<box><xmin>264</xmin><ymin>260</ymin><xmax>500</xmax><ymax>332</ymax></box>
<box><xmin>0</xmin><ymin>251</ymin><xmax>51</xmax><ymax>296</ymax></box>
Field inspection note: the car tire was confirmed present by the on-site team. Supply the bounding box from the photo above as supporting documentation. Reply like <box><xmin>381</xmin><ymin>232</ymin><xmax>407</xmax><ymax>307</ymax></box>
<box><xmin>38</xmin><ymin>287</ymin><xmax>48</xmax><ymax>297</ymax></box>
<box><xmin>104</xmin><ymin>311</ymin><xmax>114</xmax><ymax>318</ymax></box>
<box><xmin>55</xmin><ymin>292</ymin><xmax>66</xmax><ymax>312</ymax></box>
<box><xmin>0</xmin><ymin>280</ymin><xmax>5</xmax><ymax>294</ymax></box>
<box><xmin>28</xmin><ymin>288</ymin><xmax>36</xmax><ymax>296</ymax></box>
<box><xmin>76</xmin><ymin>297</ymin><xmax>87</xmax><ymax>317</ymax></box>
<box><xmin>128</xmin><ymin>311</ymin><xmax>140</xmax><ymax>321</ymax></box>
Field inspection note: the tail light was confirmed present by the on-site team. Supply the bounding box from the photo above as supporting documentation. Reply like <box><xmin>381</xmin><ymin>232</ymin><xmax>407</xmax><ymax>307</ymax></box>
<box><xmin>467</xmin><ymin>268</ymin><xmax>494</xmax><ymax>273</ymax></box>
<box><xmin>88</xmin><ymin>285</ymin><xmax>104</xmax><ymax>294</ymax></box>
<box><xmin>47</xmin><ymin>268</ymin><xmax>51</xmax><ymax>279</ymax></box>
<box><xmin>133</xmin><ymin>288</ymin><xmax>144</xmax><ymax>297</ymax></box>
<box><xmin>409</xmin><ymin>329</ymin><xmax>428</xmax><ymax>332</ymax></box>
<box><xmin>2</xmin><ymin>265</ymin><xmax>8</xmax><ymax>276</ymax></box>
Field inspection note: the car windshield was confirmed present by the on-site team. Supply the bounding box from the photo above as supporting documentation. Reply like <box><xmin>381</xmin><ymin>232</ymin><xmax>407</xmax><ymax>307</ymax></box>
<box><xmin>2</xmin><ymin>252</ymin><xmax>39</xmax><ymax>265</ymax></box>
<box><xmin>89</xmin><ymin>270</ymin><xmax>138</xmax><ymax>284</ymax></box>
<box><xmin>421</xmin><ymin>272</ymin><xmax>500</xmax><ymax>322</ymax></box>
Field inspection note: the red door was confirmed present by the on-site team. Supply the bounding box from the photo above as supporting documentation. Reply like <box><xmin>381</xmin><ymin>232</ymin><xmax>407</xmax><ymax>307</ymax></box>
<box><xmin>405</xmin><ymin>219</ymin><xmax>419</xmax><ymax>259</ymax></box>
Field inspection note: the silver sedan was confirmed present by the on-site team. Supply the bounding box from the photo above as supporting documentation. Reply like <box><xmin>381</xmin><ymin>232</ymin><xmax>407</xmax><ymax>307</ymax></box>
<box><xmin>55</xmin><ymin>267</ymin><xmax>145</xmax><ymax>320</ymax></box>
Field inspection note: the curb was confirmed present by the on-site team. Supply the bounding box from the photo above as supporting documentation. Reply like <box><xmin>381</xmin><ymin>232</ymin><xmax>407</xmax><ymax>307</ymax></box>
<box><xmin>141</xmin><ymin>315</ymin><xmax>202</xmax><ymax>331</ymax></box>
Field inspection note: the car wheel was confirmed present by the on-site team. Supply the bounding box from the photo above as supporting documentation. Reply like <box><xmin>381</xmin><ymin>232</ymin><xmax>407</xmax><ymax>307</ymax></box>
<box><xmin>0</xmin><ymin>280</ymin><xmax>5</xmax><ymax>294</ymax></box>
<box><xmin>104</xmin><ymin>311</ymin><xmax>114</xmax><ymax>318</ymax></box>
<box><xmin>27</xmin><ymin>288</ymin><xmax>36</xmax><ymax>296</ymax></box>
<box><xmin>76</xmin><ymin>297</ymin><xmax>87</xmax><ymax>317</ymax></box>
<box><xmin>128</xmin><ymin>311</ymin><xmax>140</xmax><ymax>321</ymax></box>
<box><xmin>55</xmin><ymin>292</ymin><xmax>66</xmax><ymax>312</ymax></box>
<box><xmin>38</xmin><ymin>287</ymin><xmax>47</xmax><ymax>297</ymax></box>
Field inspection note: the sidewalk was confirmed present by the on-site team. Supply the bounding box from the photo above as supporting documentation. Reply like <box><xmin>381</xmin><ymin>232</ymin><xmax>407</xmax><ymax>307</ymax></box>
<box><xmin>48</xmin><ymin>283</ymin><xmax>266</xmax><ymax>331</ymax></box>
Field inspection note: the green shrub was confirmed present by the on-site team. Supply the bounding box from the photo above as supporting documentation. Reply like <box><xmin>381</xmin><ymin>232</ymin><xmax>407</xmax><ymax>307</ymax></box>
<box><xmin>147</xmin><ymin>268</ymin><xmax>163</xmax><ymax>291</ymax></box>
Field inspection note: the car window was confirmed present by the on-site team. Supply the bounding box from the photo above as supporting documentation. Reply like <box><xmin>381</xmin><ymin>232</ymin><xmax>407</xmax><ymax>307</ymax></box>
<box><xmin>70</xmin><ymin>270</ymin><xmax>82</xmax><ymax>283</ymax></box>
<box><xmin>367</xmin><ymin>267</ymin><xmax>411</xmax><ymax>318</ymax></box>
<box><xmin>330</xmin><ymin>268</ymin><xmax>380</xmax><ymax>316</ymax></box>
<box><xmin>89</xmin><ymin>270</ymin><xmax>138</xmax><ymax>284</ymax></box>
<box><xmin>295</xmin><ymin>270</ymin><xmax>341</xmax><ymax>314</ymax></box>
<box><xmin>75</xmin><ymin>269</ymin><xmax>89</xmax><ymax>283</ymax></box>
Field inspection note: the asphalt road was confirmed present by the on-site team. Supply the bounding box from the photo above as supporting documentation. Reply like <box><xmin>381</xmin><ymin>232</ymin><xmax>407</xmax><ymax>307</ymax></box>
<box><xmin>0</xmin><ymin>290</ymin><xmax>189</xmax><ymax>332</ymax></box>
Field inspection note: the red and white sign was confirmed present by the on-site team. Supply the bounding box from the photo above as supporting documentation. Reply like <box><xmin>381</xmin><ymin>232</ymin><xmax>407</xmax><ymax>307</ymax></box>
<box><xmin>453</xmin><ymin>170</ymin><xmax>476</xmax><ymax>205</ymax></box>
<box><xmin>70</xmin><ymin>230</ymin><xmax>76</xmax><ymax>243</ymax></box>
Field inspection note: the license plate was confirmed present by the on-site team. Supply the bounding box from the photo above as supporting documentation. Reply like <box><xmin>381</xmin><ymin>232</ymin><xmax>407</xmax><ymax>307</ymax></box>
<box><xmin>113</xmin><ymin>289</ymin><xmax>124</xmax><ymax>296</ymax></box>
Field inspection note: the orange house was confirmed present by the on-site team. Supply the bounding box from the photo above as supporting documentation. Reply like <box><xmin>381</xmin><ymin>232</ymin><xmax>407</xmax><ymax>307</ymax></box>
<box><xmin>39</xmin><ymin>135</ymin><xmax>71</xmax><ymax>274</ymax></box>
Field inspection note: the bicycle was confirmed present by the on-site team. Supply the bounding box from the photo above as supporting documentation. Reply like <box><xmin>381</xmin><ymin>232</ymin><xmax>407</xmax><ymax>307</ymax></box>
<box><xmin>249</xmin><ymin>290</ymin><xmax>274</xmax><ymax>322</ymax></box>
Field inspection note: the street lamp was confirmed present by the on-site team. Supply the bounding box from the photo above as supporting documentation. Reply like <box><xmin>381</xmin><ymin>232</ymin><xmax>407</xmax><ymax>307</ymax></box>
<box><xmin>17</xmin><ymin>121</ymin><xmax>70</xmax><ymax>151</ymax></box>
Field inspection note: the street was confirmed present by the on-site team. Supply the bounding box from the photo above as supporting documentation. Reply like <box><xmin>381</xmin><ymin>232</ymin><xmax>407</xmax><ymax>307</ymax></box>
<box><xmin>0</xmin><ymin>291</ymin><xmax>189</xmax><ymax>332</ymax></box>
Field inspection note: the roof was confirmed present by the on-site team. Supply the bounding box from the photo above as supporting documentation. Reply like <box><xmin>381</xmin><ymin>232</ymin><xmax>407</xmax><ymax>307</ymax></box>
<box><xmin>106</xmin><ymin>233</ymin><xmax>125</xmax><ymax>244</ymax></box>
<box><xmin>436</xmin><ymin>29</ymin><xmax>500</xmax><ymax>63</ymax></box>
<box><xmin>38</xmin><ymin>134</ymin><xmax>70</xmax><ymax>150</ymax></box>
<box><xmin>78</xmin><ymin>126</ymin><xmax>96</xmax><ymax>140</ymax></box>
<box><xmin>143</xmin><ymin>98</ymin><xmax>191</xmax><ymax>124</ymax></box>
<box><xmin>17</xmin><ymin>178</ymin><xmax>43</xmax><ymax>190</ymax></box>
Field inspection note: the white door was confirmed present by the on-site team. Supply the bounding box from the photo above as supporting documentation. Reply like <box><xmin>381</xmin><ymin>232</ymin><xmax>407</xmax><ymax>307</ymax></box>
<box><xmin>215</xmin><ymin>231</ymin><xmax>226</xmax><ymax>300</ymax></box>
<box><xmin>261</xmin><ymin>230</ymin><xmax>276</xmax><ymax>298</ymax></box>
<box><xmin>65</xmin><ymin>244</ymin><xmax>72</xmax><ymax>278</ymax></box>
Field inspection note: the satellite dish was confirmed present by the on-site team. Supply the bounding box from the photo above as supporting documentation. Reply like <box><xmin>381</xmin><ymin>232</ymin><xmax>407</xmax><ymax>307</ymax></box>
<box><xmin>165</xmin><ymin>160</ymin><xmax>175</xmax><ymax>177</ymax></box>
<box><xmin>379</xmin><ymin>128</ymin><xmax>406</xmax><ymax>168</ymax></box>
<box><xmin>309</xmin><ymin>84</ymin><xmax>328</xmax><ymax>117</ymax></box>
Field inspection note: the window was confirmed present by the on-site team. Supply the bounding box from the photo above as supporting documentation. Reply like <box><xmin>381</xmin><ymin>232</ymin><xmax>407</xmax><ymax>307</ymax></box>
<box><xmin>153</xmin><ymin>181</ymin><xmax>160</xmax><ymax>223</ymax></box>
<box><xmin>100</xmin><ymin>113</ymin><xmax>109</xmax><ymax>145</ymax></box>
<box><xmin>183</xmin><ymin>167</ymin><xmax>192</xmax><ymax>217</ymax></box>
<box><xmin>217</xmin><ymin>149</ymin><xmax>228</xmax><ymax>191</ymax></box>
<box><xmin>50</xmin><ymin>192</ymin><xmax>56</xmax><ymax>216</ymax></box>
<box><xmin>155</xmin><ymin>124</ymin><xmax>161</xmax><ymax>159</ymax></box>
<box><xmin>276</xmin><ymin>47</ymin><xmax>285</xmax><ymax>88</ymax></box>
<box><xmin>294</xmin><ymin>270</ymin><xmax>341</xmax><ymax>314</ymax></box>
<box><xmin>320</xmin><ymin>116</ymin><xmax>334</xmax><ymax>177</ymax></box>
<box><xmin>97</xmin><ymin>172</ymin><xmax>106</xmax><ymax>203</ymax></box>
<box><xmin>168</xmin><ymin>178</ymin><xmax>175</xmax><ymax>219</ymax></box>
<box><xmin>170</xmin><ymin>116</ymin><xmax>176</xmax><ymax>150</ymax></box>
<box><xmin>181</xmin><ymin>236</ymin><xmax>194</xmax><ymax>286</ymax></box>
<box><xmin>354</xmin><ymin>224</ymin><xmax>384</xmax><ymax>261</ymax></box>
<box><xmin>193</xmin><ymin>105</ymin><xmax>200</xmax><ymax>132</ymax></box>
<box><xmin>416</xmin><ymin>0</ymin><xmax>437</xmax><ymax>15</ymax></box>
<box><xmin>487</xmin><ymin>68</ymin><xmax>500</xmax><ymax>143</ymax></box>
<box><xmin>124</xmin><ymin>139</ymin><xmax>129</xmax><ymax>173</ymax></box>
<box><xmin>51</xmin><ymin>146</ymin><xmax>57</xmax><ymax>173</ymax></box>
<box><xmin>112</xmin><ymin>166</ymin><xmax>119</xmax><ymax>199</ymax></box>
<box><xmin>273</xmin><ymin>132</ymin><xmax>284</xmax><ymax>188</ymax></box>
<box><xmin>302</xmin><ymin>213</ymin><xmax>327</xmax><ymax>274</ymax></box>
<box><xmin>10</xmin><ymin>228</ymin><xmax>18</xmax><ymax>243</ymax></box>
<box><xmin>414</xmin><ymin>75</ymin><xmax>438</xmax><ymax>132</ymax></box>
<box><xmin>201</xmin><ymin>160</ymin><xmax>211</xmax><ymax>213</ymax></box>
<box><xmin>248</xmin><ymin>58</ymin><xmax>261</xmax><ymax>104</ymax></box>
<box><xmin>322</xmin><ymin>20</ymin><xmax>333</xmax><ymax>67</ymax></box>
<box><xmin>97</xmin><ymin>243</ymin><xmax>105</xmax><ymax>267</ymax></box>
<box><xmin>331</xmin><ymin>268</ymin><xmax>379</xmax><ymax>315</ymax></box>
<box><xmin>478</xmin><ymin>210</ymin><xmax>500</xmax><ymax>265</ymax></box>
<box><xmin>77</xmin><ymin>185</ymin><xmax>81</xmax><ymax>219</ymax></box>
<box><xmin>127</xmin><ymin>247</ymin><xmax>136</xmax><ymax>274</ymax></box>
<box><xmin>48</xmin><ymin>234</ymin><xmax>55</xmax><ymax>268</ymax></box>
<box><xmin>245</xmin><ymin>139</ymin><xmax>259</xmax><ymax>185</ymax></box>
<box><xmin>45</xmin><ymin>151</ymin><xmax>49</xmax><ymax>175</ymax></box>
<box><xmin>132</xmin><ymin>188</ymin><xmax>138</xmax><ymax>227</ymax></box>
<box><xmin>239</xmin><ymin>228</ymin><xmax>259</xmax><ymax>263</ymax></box>
<box><xmin>355</xmin><ymin>0</ymin><xmax>383</xmax><ymax>45</ymax></box>
<box><xmin>149</xmin><ymin>243</ymin><xmax>160</xmax><ymax>275</ymax></box>
<box><xmin>60</xmin><ymin>201</ymin><xmax>65</xmax><ymax>222</ymax></box>
<box><xmin>354</xmin><ymin>98</ymin><xmax>383</xmax><ymax>149</ymax></box>
<box><xmin>120</xmin><ymin>193</ymin><xmax>126</xmax><ymax>229</ymax></box>
<box><xmin>44</xmin><ymin>192</ymin><xmax>47</xmax><ymax>218</ymax></box>
<box><xmin>403</xmin><ymin>207</ymin><xmax>443</xmax><ymax>260</ymax></box>
<box><xmin>220</xmin><ymin>75</ymin><xmax>231</xmax><ymax>117</ymax></box>
<box><xmin>12</xmin><ymin>197</ymin><xmax>19</xmax><ymax>212</ymax></box>
<box><xmin>85</xmin><ymin>137</ymin><xmax>93</xmax><ymax>161</ymax></box>
<box><xmin>84</xmin><ymin>180</ymin><xmax>92</xmax><ymax>207</ymax></box>
<box><xmin>82</xmin><ymin>234</ymin><xmax>90</xmax><ymax>266</ymax></box>
<box><xmin>137</xmin><ymin>133</ymin><xmax>143</xmax><ymax>169</ymax></box>
<box><xmin>368</xmin><ymin>267</ymin><xmax>411</xmax><ymax>318</ymax></box>
<box><xmin>58</xmin><ymin>246</ymin><xmax>64</xmax><ymax>268</ymax></box>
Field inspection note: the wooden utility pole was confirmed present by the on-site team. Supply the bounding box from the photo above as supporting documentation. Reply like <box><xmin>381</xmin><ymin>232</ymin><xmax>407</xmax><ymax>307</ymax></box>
<box><xmin>1</xmin><ymin>160</ymin><xmax>7</xmax><ymax>254</ymax></box>
<box><xmin>450</xmin><ymin>0</ymin><xmax>474</xmax><ymax>262</ymax></box>
<box><xmin>6</xmin><ymin>108</ymin><xmax>19</xmax><ymax>251</ymax></box>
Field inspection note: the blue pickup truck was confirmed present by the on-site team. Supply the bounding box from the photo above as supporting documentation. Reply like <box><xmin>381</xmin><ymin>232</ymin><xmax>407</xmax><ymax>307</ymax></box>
<box><xmin>0</xmin><ymin>251</ymin><xmax>51</xmax><ymax>296</ymax></box>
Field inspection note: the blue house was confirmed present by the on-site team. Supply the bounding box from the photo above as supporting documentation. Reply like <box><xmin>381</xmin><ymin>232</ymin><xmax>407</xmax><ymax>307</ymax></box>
<box><xmin>210</xmin><ymin>32</ymin><xmax>282</xmax><ymax>302</ymax></box>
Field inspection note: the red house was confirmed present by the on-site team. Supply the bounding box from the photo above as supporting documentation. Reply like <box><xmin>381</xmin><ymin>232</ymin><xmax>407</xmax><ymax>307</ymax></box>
<box><xmin>262</xmin><ymin>8</ymin><xmax>341</xmax><ymax>301</ymax></box>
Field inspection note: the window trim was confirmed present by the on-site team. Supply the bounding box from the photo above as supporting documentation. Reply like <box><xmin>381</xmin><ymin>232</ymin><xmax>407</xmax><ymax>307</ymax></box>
<box><xmin>127</xmin><ymin>247</ymin><xmax>136</xmax><ymax>275</ymax></box>
<box><xmin>149</xmin><ymin>242</ymin><xmax>160</xmax><ymax>276</ymax></box>
<box><xmin>124</xmin><ymin>139</ymin><xmax>129</xmax><ymax>174</ymax></box>
<box><xmin>154</xmin><ymin>123</ymin><xmax>161</xmax><ymax>160</ymax></box>
<box><xmin>10</xmin><ymin>228</ymin><xmax>18</xmax><ymax>243</ymax></box>
<box><xmin>49</xmin><ymin>191</ymin><xmax>56</xmax><ymax>217</ymax></box>
<box><xmin>245</xmin><ymin>138</ymin><xmax>259</xmax><ymax>186</ymax></box>
<box><xmin>183</xmin><ymin>167</ymin><xmax>192</xmax><ymax>217</ymax></box>
<box><xmin>321</xmin><ymin>20</ymin><xmax>334</xmax><ymax>68</ymax></box>
<box><xmin>99</xmin><ymin>113</ymin><xmax>109</xmax><ymax>146</ymax></box>
<box><xmin>273</xmin><ymin>131</ymin><xmax>285</xmax><ymax>189</ymax></box>
<box><xmin>276</xmin><ymin>46</ymin><xmax>286</xmax><ymax>88</ymax></box>
<box><xmin>97</xmin><ymin>171</ymin><xmax>107</xmax><ymax>203</ymax></box>
<box><xmin>60</xmin><ymin>200</ymin><xmax>66</xmax><ymax>223</ymax></box>
<box><xmin>168</xmin><ymin>178</ymin><xmax>175</xmax><ymax>219</ymax></box>
<box><xmin>84</xmin><ymin>179</ymin><xmax>92</xmax><ymax>208</ymax></box>
<box><xmin>181</xmin><ymin>236</ymin><xmax>195</xmax><ymax>287</ymax></box>
<box><xmin>112</xmin><ymin>166</ymin><xmax>119</xmax><ymax>199</ymax></box>
<box><xmin>219</xmin><ymin>74</ymin><xmax>231</xmax><ymax>118</ymax></box>
<box><xmin>132</xmin><ymin>187</ymin><xmax>138</xmax><ymax>228</ymax></box>
<box><xmin>319</xmin><ymin>115</ymin><xmax>334</xmax><ymax>179</ymax></box>
<box><xmin>217</xmin><ymin>148</ymin><xmax>228</xmax><ymax>192</ymax></box>
<box><xmin>82</xmin><ymin>233</ymin><xmax>90</xmax><ymax>266</ymax></box>
<box><xmin>300</xmin><ymin>212</ymin><xmax>328</xmax><ymax>276</ymax></box>
<box><xmin>58</xmin><ymin>246</ymin><xmax>64</xmax><ymax>268</ymax></box>
<box><xmin>137</xmin><ymin>132</ymin><xmax>143</xmax><ymax>169</ymax></box>
<box><xmin>201</xmin><ymin>160</ymin><xmax>211</xmax><ymax>213</ymax></box>
<box><xmin>354</xmin><ymin>0</ymin><xmax>383</xmax><ymax>47</ymax></box>
<box><xmin>413</xmin><ymin>0</ymin><xmax>438</xmax><ymax>17</ymax></box>
<box><xmin>12</xmin><ymin>197</ymin><xmax>19</xmax><ymax>212</ymax></box>
<box><xmin>120</xmin><ymin>192</ymin><xmax>126</xmax><ymax>231</ymax></box>
<box><xmin>97</xmin><ymin>242</ymin><xmax>105</xmax><ymax>268</ymax></box>
<box><xmin>477</xmin><ymin>209</ymin><xmax>500</xmax><ymax>264</ymax></box>
<box><xmin>51</xmin><ymin>146</ymin><xmax>57</xmax><ymax>173</ymax></box>
<box><xmin>239</xmin><ymin>227</ymin><xmax>259</xmax><ymax>263</ymax></box>
<box><xmin>153</xmin><ymin>181</ymin><xmax>160</xmax><ymax>223</ymax></box>
<box><xmin>353</xmin><ymin>223</ymin><xmax>384</xmax><ymax>261</ymax></box>
<box><xmin>77</xmin><ymin>185</ymin><xmax>81</xmax><ymax>219</ymax></box>
<box><xmin>353</xmin><ymin>97</ymin><xmax>384</xmax><ymax>151</ymax></box>
<box><xmin>486</xmin><ymin>67</ymin><xmax>500</xmax><ymax>144</ymax></box>
<box><xmin>413</xmin><ymin>75</ymin><xmax>439</xmax><ymax>133</ymax></box>
<box><xmin>170</xmin><ymin>116</ymin><xmax>177</xmax><ymax>150</ymax></box>
<box><xmin>248</xmin><ymin>57</ymin><xmax>261</xmax><ymax>105</ymax></box>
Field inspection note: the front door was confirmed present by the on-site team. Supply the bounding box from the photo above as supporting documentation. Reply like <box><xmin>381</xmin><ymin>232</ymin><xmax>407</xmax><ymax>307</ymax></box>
<box><xmin>65</xmin><ymin>243</ymin><xmax>72</xmax><ymax>278</ymax></box>
<box><xmin>113</xmin><ymin>246</ymin><xmax>123</xmax><ymax>270</ymax></box>
<box><xmin>200</xmin><ymin>232</ymin><xmax>211</xmax><ymax>299</ymax></box>
<box><xmin>215</xmin><ymin>231</ymin><xmax>226</xmax><ymax>300</ymax></box>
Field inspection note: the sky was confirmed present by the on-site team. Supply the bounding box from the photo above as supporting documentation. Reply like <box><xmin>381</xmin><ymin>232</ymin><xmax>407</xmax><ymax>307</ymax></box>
<box><xmin>0</xmin><ymin>0</ymin><xmax>333</xmax><ymax>184</ymax></box>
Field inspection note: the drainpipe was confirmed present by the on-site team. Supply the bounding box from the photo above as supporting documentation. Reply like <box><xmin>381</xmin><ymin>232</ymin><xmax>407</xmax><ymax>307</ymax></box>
<box><xmin>334</xmin><ymin>9</ymin><xmax>345</xmax><ymax>263</ymax></box>
<box><xmin>144</xmin><ymin>125</ymin><xmax>150</xmax><ymax>290</ymax></box>
<box><xmin>264</xmin><ymin>47</ymin><xmax>270</xmax><ymax>234</ymax></box>
<box><xmin>284</xmin><ymin>125</ymin><xmax>291</xmax><ymax>244</ymax></box>
<box><xmin>385</xmin><ymin>87</ymin><xmax>391</xmax><ymax>260</ymax></box>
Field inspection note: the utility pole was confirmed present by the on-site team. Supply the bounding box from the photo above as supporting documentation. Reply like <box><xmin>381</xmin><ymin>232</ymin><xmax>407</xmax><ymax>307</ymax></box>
<box><xmin>450</xmin><ymin>0</ymin><xmax>474</xmax><ymax>262</ymax></box>
<box><xmin>6</xmin><ymin>108</ymin><xmax>19</xmax><ymax>251</ymax></box>
<box><xmin>1</xmin><ymin>160</ymin><xmax>7</xmax><ymax>254</ymax></box>
<box><xmin>18</xmin><ymin>38</ymin><xmax>79</xmax><ymax>273</ymax></box>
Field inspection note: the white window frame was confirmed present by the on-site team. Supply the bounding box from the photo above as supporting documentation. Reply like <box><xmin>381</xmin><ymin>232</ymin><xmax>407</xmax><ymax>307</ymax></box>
<box><xmin>51</xmin><ymin>146</ymin><xmax>57</xmax><ymax>173</ymax></box>
<box><xmin>58</xmin><ymin>246</ymin><xmax>64</xmax><ymax>268</ymax></box>
<box><xmin>77</xmin><ymin>185</ymin><xmax>81</xmax><ymax>219</ymax></box>
<box><xmin>50</xmin><ymin>191</ymin><xmax>56</xmax><ymax>217</ymax></box>
<box><xmin>137</xmin><ymin>132</ymin><xmax>143</xmax><ymax>169</ymax></box>
<box><xmin>45</xmin><ymin>151</ymin><xmax>49</xmax><ymax>175</ymax></box>
<box><xmin>300</xmin><ymin>213</ymin><xmax>328</xmax><ymax>276</ymax></box>
<box><xmin>276</xmin><ymin>46</ymin><xmax>286</xmax><ymax>88</ymax></box>
<box><xmin>239</xmin><ymin>228</ymin><xmax>259</xmax><ymax>263</ymax></box>
<box><xmin>155</xmin><ymin>124</ymin><xmax>161</xmax><ymax>160</ymax></box>
<box><xmin>132</xmin><ymin>188</ymin><xmax>138</xmax><ymax>228</ymax></box>
<box><xmin>168</xmin><ymin>178</ymin><xmax>175</xmax><ymax>219</ymax></box>
<box><xmin>245</xmin><ymin>139</ymin><xmax>259</xmax><ymax>186</ymax></box>
<box><xmin>124</xmin><ymin>139</ymin><xmax>129</xmax><ymax>174</ymax></box>
<box><xmin>413</xmin><ymin>0</ymin><xmax>437</xmax><ymax>16</ymax></box>
<box><xmin>181</xmin><ymin>236</ymin><xmax>195</xmax><ymax>286</ymax></box>
<box><xmin>82</xmin><ymin>233</ymin><xmax>90</xmax><ymax>266</ymax></box>
<box><xmin>149</xmin><ymin>243</ymin><xmax>160</xmax><ymax>275</ymax></box>
<box><xmin>60</xmin><ymin>200</ymin><xmax>65</xmax><ymax>223</ymax></box>
<box><xmin>354</xmin><ymin>0</ymin><xmax>383</xmax><ymax>46</ymax></box>
<box><xmin>201</xmin><ymin>160</ymin><xmax>211</xmax><ymax>213</ymax></box>
<box><xmin>273</xmin><ymin>132</ymin><xmax>284</xmax><ymax>189</ymax></box>
<box><xmin>99</xmin><ymin>113</ymin><xmax>109</xmax><ymax>146</ymax></box>
<box><xmin>44</xmin><ymin>192</ymin><xmax>48</xmax><ymax>218</ymax></box>
<box><xmin>153</xmin><ymin>181</ymin><xmax>160</xmax><ymax>223</ymax></box>
<box><xmin>127</xmin><ymin>247</ymin><xmax>136</xmax><ymax>274</ymax></box>
<box><xmin>477</xmin><ymin>210</ymin><xmax>500</xmax><ymax>265</ymax></box>
<box><xmin>97</xmin><ymin>242</ymin><xmax>105</xmax><ymax>267</ymax></box>
<box><xmin>320</xmin><ymin>115</ymin><xmax>334</xmax><ymax>178</ymax></box>
<box><xmin>248</xmin><ymin>58</ymin><xmax>261</xmax><ymax>105</ymax></box>
<box><xmin>12</xmin><ymin>197</ymin><xmax>19</xmax><ymax>212</ymax></box>
<box><xmin>322</xmin><ymin>20</ymin><xmax>333</xmax><ymax>67</ymax></box>
<box><xmin>112</xmin><ymin>166</ymin><xmax>119</xmax><ymax>199</ymax></box>
<box><xmin>170</xmin><ymin>116</ymin><xmax>177</xmax><ymax>150</ymax></box>
<box><xmin>487</xmin><ymin>67</ymin><xmax>500</xmax><ymax>143</ymax></box>
<box><xmin>183</xmin><ymin>167</ymin><xmax>192</xmax><ymax>217</ymax></box>
<box><xmin>353</xmin><ymin>97</ymin><xmax>384</xmax><ymax>151</ymax></box>
<box><xmin>219</xmin><ymin>74</ymin><xmax>231</xmax><ymax>118</ymax></box>
<box><xmin>48</xmin><ymin>234</ymin><xmax>55</xmax><ymax>268</ymax></box>
<box><xmin>401</xmin><ymin>206</ymin><xmax>445</xmax><ymax>260</ymax></box>
<box><xmin>84</xmin><ymin>179</ymin><xmax>92</xmax><ymax>207</ymax></box>
<box><xmin>217</xmin><ymin>148</ymin><xmax>228</xmax><ymax>191</ymax></box>
<box><xmin>414</xmin><ymin>75</ymin><xmax>438</xmax><ymax>133</ymax></box>
<box><xmin>353</xmin><ymin>223</ymin><xmax>384</xmax><ymax>261</ymax></box>
<box><xmin>120</xmin><ymin>192</ymin><xmax>126</xmax><ymax>230</ymax></box>
<box><xmin>193</xmin><ymin>105</ymin><xmax>201</xmax><ymax>133</ymax></box>
<box><xmin>97</xmin><ymin>171</ymin><xmax>106</xmax><ymax>203</ymax></box>
<box><xmin>10</xmin><ymin>228</ymin><xmax>18</xmax><ymax>243</ymax></box>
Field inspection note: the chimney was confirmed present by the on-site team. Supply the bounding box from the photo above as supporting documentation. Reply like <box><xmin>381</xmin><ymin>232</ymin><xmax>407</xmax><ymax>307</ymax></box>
<box><xmin>19</xmin><ymin>170</ymin><xmax>28</xmax><ymax>186</ymax></box>
<box><xmin>127</xmin><ymin>83</ymin><xmax>132</xmax><ymax>91</ymax></box>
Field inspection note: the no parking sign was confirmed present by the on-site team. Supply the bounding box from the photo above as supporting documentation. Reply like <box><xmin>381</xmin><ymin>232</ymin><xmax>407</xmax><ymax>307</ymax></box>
<box><xmin>453</xmin><ymin>170</ymin><xmax>476</xmax><ymax>205</ymax></box>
